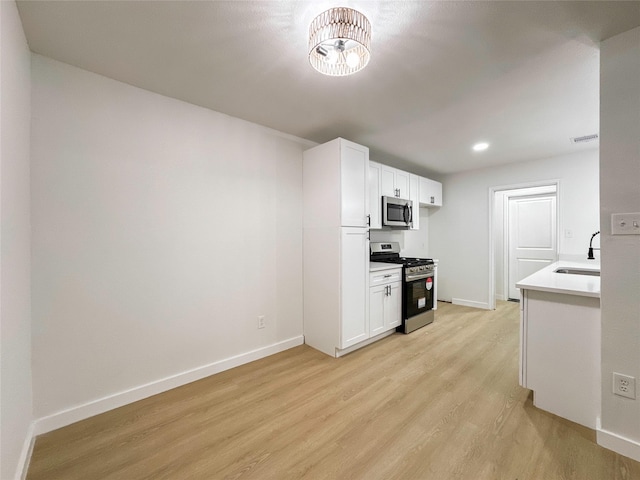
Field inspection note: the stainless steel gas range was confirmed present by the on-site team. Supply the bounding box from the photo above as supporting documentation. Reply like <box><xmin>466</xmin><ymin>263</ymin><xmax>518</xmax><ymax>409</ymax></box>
<box><xmin>370</xmin><ymin>242</ymin><xmax>435</xmax><ymax>333</ymax></box>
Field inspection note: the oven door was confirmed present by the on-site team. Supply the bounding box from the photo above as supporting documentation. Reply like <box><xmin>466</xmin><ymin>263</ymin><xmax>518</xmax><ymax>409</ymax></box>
<box><xmin>403</xmin><ymin>271</ymin><xmax>435</xmax><ymax>333</ymax></box>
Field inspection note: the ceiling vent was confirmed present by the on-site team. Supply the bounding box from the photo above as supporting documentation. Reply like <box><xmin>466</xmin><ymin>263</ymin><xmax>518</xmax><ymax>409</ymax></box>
<box><xmin>570</xmin><ymin>133</ymin><xmax>599</xmax><ymax>144</ymax></box>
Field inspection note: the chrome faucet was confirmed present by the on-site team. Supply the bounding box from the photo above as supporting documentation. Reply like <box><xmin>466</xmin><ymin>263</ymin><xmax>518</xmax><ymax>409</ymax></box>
<box><xmin>587</xmin><ymin>231</ymin><xmax>600</xmax><ymax>260</ymax></box>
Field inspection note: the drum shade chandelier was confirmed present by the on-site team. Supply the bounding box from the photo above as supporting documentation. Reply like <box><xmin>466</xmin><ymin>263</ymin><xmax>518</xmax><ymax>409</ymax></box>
<box><xmin>308</xmin><ymin>7</ymin><xmax>371</xmax><ymax>76</ymax></box>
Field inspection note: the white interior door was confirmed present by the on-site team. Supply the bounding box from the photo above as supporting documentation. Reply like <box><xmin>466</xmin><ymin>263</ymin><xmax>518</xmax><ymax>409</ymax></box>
<box><xmin>508</xmin><ymin>194</ymin><xmax>557</xmax><ymax>299</ymax></box>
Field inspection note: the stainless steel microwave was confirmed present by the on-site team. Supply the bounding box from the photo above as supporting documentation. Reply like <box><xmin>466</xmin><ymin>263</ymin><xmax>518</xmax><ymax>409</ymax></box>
<box><xmin>382</xmin><ymin>196</ymin><xmax>413</xmax><ymax>228</ymax></box>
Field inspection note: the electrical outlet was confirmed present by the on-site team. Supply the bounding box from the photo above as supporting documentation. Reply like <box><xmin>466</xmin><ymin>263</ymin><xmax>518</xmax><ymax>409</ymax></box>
<box><xmin>258</xmin><ymin>315</ymin><xmax>265</xmax><ymax>329</ymax></box>
<box><xmin>613</xmin><ymin>373</ymin><xmax>636</xmax><ymax>399</ymax></box>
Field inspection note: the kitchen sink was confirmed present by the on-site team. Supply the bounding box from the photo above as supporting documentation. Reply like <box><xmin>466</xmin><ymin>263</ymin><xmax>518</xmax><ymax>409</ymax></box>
<box><xmin>554</xmin><ymin>268</ymin><xmax>600</xmax><ymax>277</ymax></box>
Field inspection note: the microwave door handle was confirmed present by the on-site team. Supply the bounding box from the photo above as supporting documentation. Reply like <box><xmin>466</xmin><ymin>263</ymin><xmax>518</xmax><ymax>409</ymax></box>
<box><xmin>403</xmin><ymin>204</ymin><xmax>411</xmax><ymax>225</ymax></box>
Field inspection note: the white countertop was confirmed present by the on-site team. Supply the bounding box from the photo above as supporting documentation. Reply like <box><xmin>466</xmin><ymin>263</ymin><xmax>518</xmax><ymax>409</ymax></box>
<box><xmin>369</xmin><ymin>262</ymin><xmax>403</xmax><ymax>272</ymax></box>
<box><xmin>516</xmin><ymin>261</ymin><xmax>600</xmax><ymax>298</ymax></box>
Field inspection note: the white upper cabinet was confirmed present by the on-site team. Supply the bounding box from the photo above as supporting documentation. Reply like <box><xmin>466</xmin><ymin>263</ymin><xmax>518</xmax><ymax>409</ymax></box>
<box><xmin>409</xmin><ymin>174</ymin><xmax>420</xmax><ymax>230</ymax></box>
<box><xmin>340</xmin><ymin>141</ymin><xmax>369</xmax><ymax>227</ymax></box>
<box><xmin>369</xmin><ymin>161</ymin><xmax>382</xmax><ymax>229</ymax></box>
<box><xmin>303</xmin><ymin>138</ymin><xmax>369</xmax><ymax>228</ymax></box>
<box><xmin>380</xmin><ymin>164</ymin><xmax>410</xmax><ymax>199</ymax></box>
<box><xmin>369</xmin><ymin>162</ymin><xmax>443</xmax><ymax>229</ymax></box>
<box><xmin>419</xmin><ymin>177</ymin><xmax>443</xmax><ymax>207</ymax></box>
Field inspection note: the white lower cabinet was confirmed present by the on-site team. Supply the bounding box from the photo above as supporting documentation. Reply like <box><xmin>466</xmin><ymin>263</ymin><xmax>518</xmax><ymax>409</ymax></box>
<box><xmin>369</xmin><ymin>268</ymin><xmax>402</xmax><ymax>335</ymax></box>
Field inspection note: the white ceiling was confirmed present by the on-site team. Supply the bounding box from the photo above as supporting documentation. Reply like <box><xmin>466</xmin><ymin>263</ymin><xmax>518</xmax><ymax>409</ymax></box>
<box><xmin>15</xmin><ymin>1</ymin><xmax>640</xmax><ymax>176</ymax></box>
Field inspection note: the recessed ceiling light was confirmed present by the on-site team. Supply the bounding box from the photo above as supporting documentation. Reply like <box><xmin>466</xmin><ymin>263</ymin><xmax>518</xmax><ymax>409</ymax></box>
<box><xmin>472</xmin><ymin>142</ymin><xmax>489</xmax><ymax>152</ymax></box>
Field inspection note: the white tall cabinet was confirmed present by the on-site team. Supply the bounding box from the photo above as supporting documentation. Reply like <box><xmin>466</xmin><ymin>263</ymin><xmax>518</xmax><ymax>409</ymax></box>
<box><xmin>303</xmin><ymin>138</ymin><xmax>370</xmax><ymax>357</ymax></box>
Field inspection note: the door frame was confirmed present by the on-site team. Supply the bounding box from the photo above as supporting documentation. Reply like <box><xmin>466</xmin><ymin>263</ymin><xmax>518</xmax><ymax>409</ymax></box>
<box><xmin>488</xmin><ymin>179</ymin><xmax>561</xmax><ymax>310</ymax></box>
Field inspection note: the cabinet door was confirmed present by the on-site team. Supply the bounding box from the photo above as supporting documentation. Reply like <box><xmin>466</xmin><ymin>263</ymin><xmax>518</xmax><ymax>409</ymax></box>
<box><xmin>409</xmin><ymin>174</ymin><xmax>420</xmax><ymax>230</ymax></box>
<box><xmin>341</xmin><ymin>228</ymin><xmax>369</xmax><ymax>348</ymax></box>
<box><xmin>419</xmin><ymin>177</ymin><xmax>443</xmax><ymax>207</ymax></box>
<box><xmin>340</xmin><ymin>141</ymin><xmax>369</xmax><ymax>227</ymax></box>
<box><xmin>380</xmin><ymin>165</ymin><xmax>396</xmax><ymax>198</ymax></box>
<box><xmin>369</xmin><ymin>162</ymin><xmax>382</xmax><ymax>229</ymax></box>
<box><xmin>395</xmin><ymin>170</ymin><xmax>410</xmax><ymax>199</ymax></box>
<box><xmin>385</xmin><ymin>283</ymin><xmax>402</xmax><ymax>329</ymax></box>
<box><xmin>369</xmin><ymin>285</ymin><xmax>386</xmax><ymax>336</ymax></box>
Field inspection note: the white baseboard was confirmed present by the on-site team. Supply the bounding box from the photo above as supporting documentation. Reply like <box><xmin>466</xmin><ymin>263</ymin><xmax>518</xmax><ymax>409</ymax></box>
<box><xmin>597</xmin><ymin>418</ymin><xmax>640</xmax><ymax>462</ymax></box>
<box><xmin>17</xmin><ymin>422</ymin><xmax>36</xmax><ymax>480</ymax></box>
<box><xmin>452</xmin><ymin>298</ymin><xmax>491</xmax><ymax>310</ymax></box>
<box><xmin>34</xmin><ymin>335</ymin><xmax>304</xmax><ymax>435</ymax></box>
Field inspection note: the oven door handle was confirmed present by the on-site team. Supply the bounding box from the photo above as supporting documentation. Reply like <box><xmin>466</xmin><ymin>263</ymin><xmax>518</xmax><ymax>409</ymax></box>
<box><xmin>405</xmin><ymin>272</ymin><xmax>434</xmax><ymax>282</ymax></box>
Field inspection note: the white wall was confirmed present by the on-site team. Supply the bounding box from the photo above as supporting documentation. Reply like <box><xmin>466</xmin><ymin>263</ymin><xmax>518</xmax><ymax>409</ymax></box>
<box><xmin>30</xmin><ymin>55</ymin><xmax>308</xmax><ymax>429</ymax></box>
<box><xmin>430</xmin><ymin>149</ymin><xmax>599</xmax><ymax>307</ymax></box>
<box><xmin>370</xmin><ymin>207</ymin><xmax>431</xmax><ymax>257</ymax></box>
<box><xmin>0</xmin><ymin>1</ymin><xmax>33</xmax><ymax>478</ymax></box>
<box><xmin>598</xmin><ymin>26</ymin><xmax>640</xmax><ymax>460</ymax></box>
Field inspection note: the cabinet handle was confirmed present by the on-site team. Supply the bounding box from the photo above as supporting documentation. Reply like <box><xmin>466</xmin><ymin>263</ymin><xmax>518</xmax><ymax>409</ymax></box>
<box><xmin>431</xmin><ymin>196</ymin><xmax>435</xmax><ymax>204</ymax></box>
<box><xmin>384</xmin><ymin>274</ymin><xmax>392</xmax><ymax>278</ymax></box>
<box><xmin>367</xmin><ymin>214</ymin><xmax>371</xmax><ymax>226</ymax></box>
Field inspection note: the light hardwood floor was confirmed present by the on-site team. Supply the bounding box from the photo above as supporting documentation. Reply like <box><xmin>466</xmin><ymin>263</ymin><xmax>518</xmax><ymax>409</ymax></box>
<box><xmin>27</xmin><ymin>301</ymin><xmax>640</xmax><ymax>480</ymax></box>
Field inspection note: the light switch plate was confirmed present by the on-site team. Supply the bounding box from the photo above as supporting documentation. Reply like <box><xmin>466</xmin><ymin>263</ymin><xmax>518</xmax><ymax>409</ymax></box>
<box><xmin>611</xmin><ymin>213</ymin><xmax>640</xmax><ymax>235</ymax></box>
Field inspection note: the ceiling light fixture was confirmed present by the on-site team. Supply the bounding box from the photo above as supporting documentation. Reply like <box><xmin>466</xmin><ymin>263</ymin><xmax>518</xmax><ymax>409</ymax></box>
<box><xmin>308</xmin><ymin>7</ymin><xmax>371</xmax><ymax>76</ymax></box>
<box><xmin>472</xmin><ymin>142</ymin><xmax>490</xmax><ymax>152</ymax></box>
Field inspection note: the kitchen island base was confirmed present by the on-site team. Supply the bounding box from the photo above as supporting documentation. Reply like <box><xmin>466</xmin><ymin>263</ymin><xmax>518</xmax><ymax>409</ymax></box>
<box><xmin>518</xmin><ymin>261</ymin><xmax>601</xmax><ymax>430</ymax></box>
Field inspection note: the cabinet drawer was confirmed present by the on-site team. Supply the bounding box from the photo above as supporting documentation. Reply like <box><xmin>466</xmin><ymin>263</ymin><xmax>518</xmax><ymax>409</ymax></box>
<box><xmin>369</xmin><ymin>269</ymin><xmax>402</xmax><ymax>286</ymax></box>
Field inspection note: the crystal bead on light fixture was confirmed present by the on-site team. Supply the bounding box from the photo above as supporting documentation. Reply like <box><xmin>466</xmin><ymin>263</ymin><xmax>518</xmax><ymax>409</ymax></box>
<box><xmin>308</xmin><ymin>7</ymin><xmax>371</xmax><ymax>76</ymax></box>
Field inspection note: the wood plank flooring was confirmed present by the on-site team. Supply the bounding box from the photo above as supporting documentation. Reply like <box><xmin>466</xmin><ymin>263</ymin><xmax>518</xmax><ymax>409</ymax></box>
<box><xmin>27</xmin><ymin>301</ymin><xmax>640</xmax><ymax>479</ymax></box>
